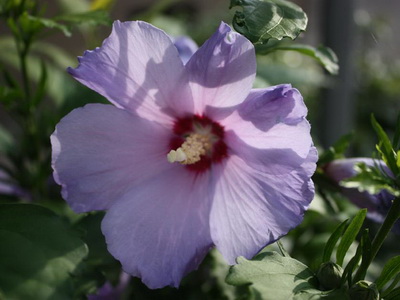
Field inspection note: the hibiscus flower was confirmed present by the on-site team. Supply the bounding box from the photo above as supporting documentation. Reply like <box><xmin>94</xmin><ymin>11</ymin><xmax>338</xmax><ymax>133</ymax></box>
<box><xmin>51</xmin><ymin>21</ymin><xmax>317</xmax><ymax>288</ymax></box>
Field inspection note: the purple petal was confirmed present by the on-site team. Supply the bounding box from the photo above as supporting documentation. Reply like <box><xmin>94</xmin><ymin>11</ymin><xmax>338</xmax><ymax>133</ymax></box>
<box><xmin>101</xmin><ymin>167</ymin><xmax>214</xmax><ymax>289</ymax></box>
<box><xmin>210</xmin><ymin>147</ymin><xmax>317</xmax><ymax>264</ymax></box>
<box><xmin>185</xmin><ymin>22</ymin><xmax>256</xmax><ymax>113</ymax></box>
<box><xmin>68</xmin><ymin>21</ymin><xmax>193</xmax><ymax>120</ymax></box>
<box><xmin>173</xmin><ymin>36</ymin><xmax>198</xmax><ymax>65</ymax></box>
<box><xmin>51</xmin><ymin>104</ymin><xmax>173</xmax><ymax>213</ymax></box>
<box><xmin>208</xmin><ymin>84</ymin><xmax>316</xmax><ymax>261</ymax></box>
<box><xmin>238</xmin><ymin>84</ymin><xmax>308</xmax><ymax>130</ymax></box>
<box><xmin>221</xmin><ymin>85</ymin><xmax>313</xmax><ymax>163</ymax></box>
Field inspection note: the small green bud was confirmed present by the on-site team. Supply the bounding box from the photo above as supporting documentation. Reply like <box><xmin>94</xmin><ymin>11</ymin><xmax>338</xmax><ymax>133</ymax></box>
<box><xmin>316</xmin><ymin>262</ymin><xmax>343</xmax><ymax>290</ymax></box>
<box><xmin>348</xmin><ymin>280</ymin><xmax>379</xmax><ymax>300</ymax></box>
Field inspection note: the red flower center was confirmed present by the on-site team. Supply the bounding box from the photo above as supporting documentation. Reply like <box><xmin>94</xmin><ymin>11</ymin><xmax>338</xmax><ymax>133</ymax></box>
<box><xmin>169</xmin><ymin>115</ymin><xmax>228</xmax><ymax>172</ymax></box>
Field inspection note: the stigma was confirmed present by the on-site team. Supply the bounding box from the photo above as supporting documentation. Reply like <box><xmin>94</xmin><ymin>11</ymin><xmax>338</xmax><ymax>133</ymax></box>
<box><xmin>167</xmin><ymin>133</ymin><xmax>211</xmax><ymax>165</ymax></box>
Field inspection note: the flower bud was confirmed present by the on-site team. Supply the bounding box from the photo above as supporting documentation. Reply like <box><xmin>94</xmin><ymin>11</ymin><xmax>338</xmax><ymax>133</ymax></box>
<box><xmin>348</xmin><ymin>280</ymin><xmax>379</xmax><ymax>300</ymax></box>
<box><xmin>316</xmin><ymin>262</ymin><xmax>343</xmax><ymax>290</ymax></box>
<box><xmin>324</xmin><ymin>158</ymin><xmax>400</xmax><ymax>235</ymax></box>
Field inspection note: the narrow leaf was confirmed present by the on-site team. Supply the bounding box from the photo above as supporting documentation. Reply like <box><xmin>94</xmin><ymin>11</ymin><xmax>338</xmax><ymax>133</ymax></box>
<box><xmin>268</xmin><ymin>44</ymin><xmax>339</xmax><ymax>75</ymax></box>
<box><xmin>371</xmin><ymin>115</ymin><xmax>398</xmax><ymax>174</ymax></box>
<box><xmin>336</xmin><ymin>209</ymin><xmax>367</xmax><ymax>266</ymax></box>
<box><xmin>397</xmin><ymin>151</ymin><xmax>400</xmax><ymax>169</ymax></box>
<box><xmin>322</xmin><ymin>219</ymin><xmax>349</xmax><ymax>263</ymax></box>
<box><xmin>32</xmin><ymin>59</ymin><xmax>47</xmax><ymax>106</ymax></box>
<box><xmin>358</xmin><ymin>229</ymin><xmax>372</xmax><ymax>281</ymax></box>
<box><xmin>91</xmin><ymin>0</ymin><xmax>115</xmax><ymax>10</ymax></box>
<box><xmin>341</xmin><ymin>239</ymin><xmax>363</xmax><ymax>287</ymax></box>
<box><xmin>25</xmin><ymin>14</ymin><xmax>72</xmax><ymax>37</ymax></box>
<box><xmin>382</xmin><ymin>273</ymin><xmax>400</xmax><ymax>297</ymax></box>
<box><xmin>376</xmin><ymin>256</ymin><xmax>400</xmax><ymax>290</ymax></box>
<box><xmin>230</xmin><ymin>0</ymin><xmax>307</xmax><ymax>44</ymax></box>
<box><xmin>393</xmin><ymin>113</ymin><xmax>400</xmax><ymax>150</ymax></box>
<box><xmin>384</xmin><ymin>287</ymin><xmax>400</xmax><ymax>300</ymax></box>
<box><xmin>55</xmin><ymin>10</ymin><xmax>111</xmax><ymax>26</ymax></box>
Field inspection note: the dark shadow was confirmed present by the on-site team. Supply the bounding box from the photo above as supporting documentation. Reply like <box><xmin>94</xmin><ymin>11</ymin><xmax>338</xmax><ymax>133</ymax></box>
<box><xmin>237</xmin><ymin>84</ymin><xmax>297</xmax><ymax>132</ymax></box>
<box><xmin>226</xmin><ymin>129</ymin><xmax>308</xmax><ymax>175</ymax></box>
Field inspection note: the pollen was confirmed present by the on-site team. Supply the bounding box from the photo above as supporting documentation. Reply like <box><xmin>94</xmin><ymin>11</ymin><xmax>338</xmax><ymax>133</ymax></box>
<box><xmin>167</xmin><ymin>133</ymin><xmax>211</xmax><ymax>165</ymax></box>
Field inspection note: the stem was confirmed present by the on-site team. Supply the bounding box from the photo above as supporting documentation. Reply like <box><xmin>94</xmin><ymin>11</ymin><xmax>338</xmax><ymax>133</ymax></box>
<box><xmin>11</xmin><ymin>20</ymin><xmax>44</xmax><ymax>200</ymax></box>
<box><xmin>19</xmin><ymin>47</ymin><xmax>31</xmax><ymax>103</ymax></box>
<box><xmin>12</xmin><ymin>19</ymin><xmax>32</xmax><ymax>108</ymax></box>
<box><xmin>353</xmin><ymin>197</ymin><xmax>400</xmax><ymax>282</ymax></box>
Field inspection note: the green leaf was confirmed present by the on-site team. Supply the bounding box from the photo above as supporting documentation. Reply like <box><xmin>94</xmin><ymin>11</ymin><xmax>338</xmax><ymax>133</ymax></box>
<box><xmin>22</xmin><ymin>13</ymin><xmax>72</xmax><ymax>37</ymax></box>
<box><xmin>336</xmin><ymin>209</ymin><xmax>367</xmax><ymax>266</ymax></box>
<box><xmin>397</xmin><ymin>151</ymin><xmax>400</xmax><ymax>169</ymax></box>
<box><xmin>376</xmin><ymin>256</ymin><xmax>400</xmax><ymax>290</ymax></box>
<box><xmin>318</xmin><ymin>133</ymin><xmax>353</xmax><ymax>165</ymax></box>
<box><xmin>74</xmin><ymin>212</ymin><xmax>114</xmax><ymax>266</ymax></box>
<box><xmin>226</xmin><ymin>251</ymin><xmax>317</xmax><ymax>299</ymax></box>
<box><xmin>340</xmin><ymin>230</ymin><xmax>368</xmax><ymax>287</ymax></box>
<box><xmin>267</xmin><ymin>44</ymin><xmax>339</xmax><ymax>74</ymax></box>
<box><xmin>322</xmin><ymin>219</ymin><xmax>349</xmax><ymax>263</ymax></box>
<box><xmin>384</xmin><ymin>286</ymin><xmax>400</xmax><ymax>300</ymax></box>
<box><xmin>55</xmin><ymin>10</ymin><xmax>111</xmax><ymax>26</ymax></box>
<box><xmin>393</xmin><ymin>113</ymin><xmax>400</xmax><ymax>150</ymax></box>
<box><xmin>0</xmin><ymin>36</ymin><xmax>75</xmax><ymax>106</ymax></box>
<box><xmin>6</xmin><ymin>17</ymin><xmax>20</xmax><ymax>39</ymax></box>
<box><xmin>91</xmin><ymin>0</ymin><xmax>116</xmax><ymax>10</ymax></box>
<box><xmin>208</xmin><ymin>249</ymin><xmax>237</xmax><ymax>300</ymax></box>
<box><xmin>358</xmin><ymin>229</ymin><xmax>372</xmax><ymax>281</ymax></box>
<box><xmin>230</xmin><ymin>0</ymin><xmax>307</xmax><ymax>44</ymax></box>
<box><xmin>72</xmin><ymin>212</ymin><xmax>121</xmax><ymax>295</ymax></box>
<box><xmin>0</xmin><ymin>204</ymin><xmax>88</xmax><ymax>300</ymax></box>
<box><xmin>382</xmin><ymin>273</ymin><xmax>400</xmax><ymax>298</ymax></box>
<box><xmin>371</xmin><ymin>115</ymin><xmax>399</xmax><ymax>175</ymax></box>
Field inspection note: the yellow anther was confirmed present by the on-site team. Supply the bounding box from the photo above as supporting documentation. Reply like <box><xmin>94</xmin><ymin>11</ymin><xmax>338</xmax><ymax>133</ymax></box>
<box><xmin>167</xmin><ymin>133</ymin><xmax>211</xmax><ymax>165</ymax></box>
<box><xmin>167</xmin><ymin>148</ymin><xmax>187</xmax><ymax>163</ymax></box>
